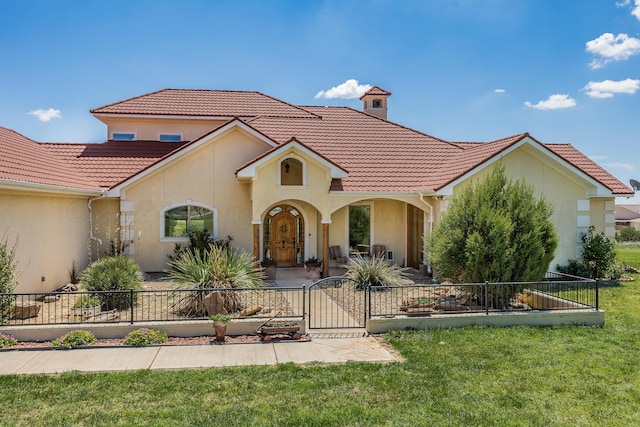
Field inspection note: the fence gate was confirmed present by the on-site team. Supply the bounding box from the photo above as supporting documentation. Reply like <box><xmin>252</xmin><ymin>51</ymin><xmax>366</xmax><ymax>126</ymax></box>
<box><xmin>307</xmin><ymin>277</ymin><xmax>366</xmax><ymax>329</ymax></box>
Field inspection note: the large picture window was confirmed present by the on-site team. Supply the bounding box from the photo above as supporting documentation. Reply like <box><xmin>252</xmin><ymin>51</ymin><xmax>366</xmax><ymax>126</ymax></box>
<box><xmin>161</xmin><ymin>202</ymin><xmax>217</xmax><ymax>240</ymax></box>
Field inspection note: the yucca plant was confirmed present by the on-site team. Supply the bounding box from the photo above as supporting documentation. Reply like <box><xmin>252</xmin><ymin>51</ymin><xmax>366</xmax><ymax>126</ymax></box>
<box><xmin>81</xmin><ymin>256</ymin><xmax>143</xmax><ymax>309</ymax></box>
<box><xmin>344</xmin><ymin>254</ymin><xmax>412</xmax><ymax>290</ymax></box>
<box><xmin>167</xmin><ymin>245</ymin><xmax>264</xmax><ymax>316</ymax></box>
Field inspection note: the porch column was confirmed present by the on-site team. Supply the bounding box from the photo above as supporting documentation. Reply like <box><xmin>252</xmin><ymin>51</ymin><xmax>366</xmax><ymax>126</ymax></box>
<box><xmin>252</xmin><ymin>221</ymin><xmax>261</xmax><ymax>261</ymax></box>
<box><xmin>322</xmin><ymin>220</ymin><xmax>330</xmax><ymax>278</ymax></box>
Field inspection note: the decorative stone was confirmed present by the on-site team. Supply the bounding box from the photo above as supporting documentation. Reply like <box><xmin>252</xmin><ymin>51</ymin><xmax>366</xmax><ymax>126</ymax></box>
<box><xmin>55</xmin><ymin>283</ymin><xmax>79</xmax><ymax>292</ymax></box>
<box><xmin>13</xmin><ymin>300</ymin><xmax>41</xmax><ymax>319</ymax></box>
<box><xmin>203</xmin><ymin>291</ymin><xmax>227</xmax><ymax>316</ymax></box>
<box><xmin>240</xmin><ymin>305</ymin><xmax>262</xmax><ymax>317</ymax></box>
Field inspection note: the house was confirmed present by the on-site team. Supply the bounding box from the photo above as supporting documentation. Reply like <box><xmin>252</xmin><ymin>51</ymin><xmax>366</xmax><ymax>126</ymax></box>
<box><xmin>0</xmin><ymin>87</ymin><xmax>633</xmax><ymax>292</ymax></box>
<box><xmin>615</xmin><ymin>204</ymin><xmax>640</xmax><ymax>230</ymax></box>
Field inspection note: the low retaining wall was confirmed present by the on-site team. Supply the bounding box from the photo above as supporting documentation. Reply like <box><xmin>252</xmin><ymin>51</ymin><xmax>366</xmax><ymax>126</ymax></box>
<box><xmin>1</xmin><ymin>319</ymin><xmax>306</xmax><ymax>342</ymax></box>
<box><xmin>366</xmin><ymin>309</ymin><xmax>604</xmax><ymax>334</ymax></box>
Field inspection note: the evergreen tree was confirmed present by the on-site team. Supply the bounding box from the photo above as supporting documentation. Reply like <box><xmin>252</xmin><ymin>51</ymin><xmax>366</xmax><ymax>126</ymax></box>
<box><xmin>430</xmin><ymin>162</ymin><xmax>558</xmax><ymax>287</ymax></box>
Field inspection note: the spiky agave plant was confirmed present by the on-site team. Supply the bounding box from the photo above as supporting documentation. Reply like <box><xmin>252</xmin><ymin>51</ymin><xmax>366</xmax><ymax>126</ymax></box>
<box><xmin>167</xmin><ymin>245</ymin><xmax>264</xmax><ymax>316</ymax></box>
<box><xmin>344</xmin><ymin>254</ymin><xmax>412</xmax><ymax>290</ymax></box>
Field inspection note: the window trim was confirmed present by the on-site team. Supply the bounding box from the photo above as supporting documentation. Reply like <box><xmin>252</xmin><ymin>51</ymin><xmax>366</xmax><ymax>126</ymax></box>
<box><xmin>160</xmin><ymin>200</ymin><xmax>218</xmax><ymax>242</ymax></box>
<box><xmin>277</xmin><ymin>154</ymin><xmax>307</xmax><ymax>188</ymax></box>
<box><xmin>158</xmin><ymin>133</ymin><xmax>183</xmax><ymax>142</ymax></box>
<box><xmin>112</xmin><ymin>132</ymin><xmax>137</xmax><ymax>141</ymax></box>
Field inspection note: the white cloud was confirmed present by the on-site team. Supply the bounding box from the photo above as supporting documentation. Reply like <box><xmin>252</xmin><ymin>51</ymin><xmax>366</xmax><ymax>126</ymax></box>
<box><xmin>617</xmin><ymin>0</ymin><xmax>640</xmax><ymax>20</ymax></box>
<box><xmin>494</xmin><ymin>88</ymin><xmax>506</xmax><ymax>93</ymax></box>
<box><xmin>586</xmin><ymin>33</ymin><xmax>640</xmax><ymax>68</ymax></box>
<box><xmin>583</xmin><ymin>78</ymin><xmax>640</xmax><ymax>98</ymax></box>
<box><xmin>524</xmin><ymin>94</ymin><xmax>576</xmax><ymax>110</ymax></box>
<box><xmin>314</xmin><ymin>79</ymin><xmax>372</xmax><ymax>99</ymax></box>
<box><xmin>28</xmin><ymin>108</ymin><xmax>62</xmax><ymax>122</ymax></box>
<box><xmin>633</xmin><ymin>0</ymin><xmax>640</xmax><ymax>20</ymax></box>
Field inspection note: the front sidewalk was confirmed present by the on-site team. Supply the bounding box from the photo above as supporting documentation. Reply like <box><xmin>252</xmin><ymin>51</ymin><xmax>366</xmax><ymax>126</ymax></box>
<box><xmin>0</xmin><ymin>337</ymin><xmax>397</xmax><ymax>375</ymax></box>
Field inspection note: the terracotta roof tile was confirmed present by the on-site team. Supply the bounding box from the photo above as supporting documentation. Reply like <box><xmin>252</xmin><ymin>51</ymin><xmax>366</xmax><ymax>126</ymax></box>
<box><xmin>359</xmin><ymin>86</ymin><xmax>392</xmax><ymax>99</ymax></box>
<box><xmin>91</xmin><ymin>88</ymin><xmax>320</xmax><ymax>119</ymax></box>
<box><xmin>544</xmin><ymin>143</ymin><xmax>633</xmax><ymax>195</ymax></box>
<box><xmin>0</xmin><ymin>126</ymin><xmax>100</xmax><ymax>191</ymax></box>
<box><xmin>42</xmin><ymin>140</ymin><xmax>188</xmax><ymax>188</ymax></box>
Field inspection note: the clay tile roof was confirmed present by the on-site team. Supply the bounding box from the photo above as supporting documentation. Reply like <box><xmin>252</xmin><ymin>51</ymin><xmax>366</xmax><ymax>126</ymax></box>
<box><xmin>544</xmin><ymin>143</ymin><xmax>633</xmax><ymax>195</ymax></box>
<box><xmin>90</xmin><ymin>88</ymin><xmax>321</xmax><ymax>119</ymax></box>
<box><xmin>0</xmin><ymin>126</ymin><xmax>100</xmax><ymax>191</ymax></box>
<box><xmin>250</xmin><ymin>106</ymin><xmax>461</xmax><ymax>192</ymax></box>
<box><xmin>359</xmin><ymin>86</ymin><xmax>391</xmax><ymax>100</ymax></box>
<box><xmin>42</xmin><ymin>140</ymin><xmax>188</xmax><ymax>189</ymax></box>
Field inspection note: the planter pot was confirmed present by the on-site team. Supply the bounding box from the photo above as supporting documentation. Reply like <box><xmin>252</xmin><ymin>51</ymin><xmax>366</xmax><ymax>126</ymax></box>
<box><xmin>305</xmin><ymin>262</ymin><xmax>322</xmax><ymax>280</ymax></box>
<box><xmin>399</xmin><ymin>303</ymin><xmax>435</xmax><ymax>312</ymax></box>
<box><xmin>214</xmin><ymin>321</ymin><xmax>228</xmax><ymax>342</ymax></box>
<box><xmin>263</xmin><ymin>265</ymin><xmax>277</xmax><ymax>280</ymax></box>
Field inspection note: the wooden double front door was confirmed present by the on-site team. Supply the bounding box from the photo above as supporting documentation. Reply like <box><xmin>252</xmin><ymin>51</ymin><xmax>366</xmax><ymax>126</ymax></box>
<box><xmin>264</xmin><ymin>205</ymin><xmax>304</xmax><ymax>268</ymax></box>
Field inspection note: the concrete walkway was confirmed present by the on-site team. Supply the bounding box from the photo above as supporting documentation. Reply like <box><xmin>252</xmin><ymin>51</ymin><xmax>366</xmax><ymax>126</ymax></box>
<box><xmin>0</xmin><ymin>337</ymin><xmax>396</xmax><ymax>375</ymax></box>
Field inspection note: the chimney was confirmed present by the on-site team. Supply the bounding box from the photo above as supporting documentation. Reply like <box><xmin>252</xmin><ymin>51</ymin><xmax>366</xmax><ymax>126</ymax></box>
<box><xmin>359</xmin><ymin>86</ymin><xmax>391</xmax><ymax>120</ymax></box>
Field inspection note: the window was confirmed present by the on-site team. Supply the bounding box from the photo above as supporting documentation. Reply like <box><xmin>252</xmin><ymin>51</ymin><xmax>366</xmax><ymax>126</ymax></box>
<box><xmin>372</xmin><ymin>99</ymin><xmax>382</xmax><ymax>108</ymax></box>
<box><xmin>349</xmin><ymin>205</ymin><xmax>371</xmax><ymax>256</ymax></box>
<box><xmin>159</xmin><ymin>134</ymin><xmax>182</xmax><ymax>142</ymax></box>
<box><xmin>161</xmin><ymin>202</ymin><xmax>217</xmax><ymax>240</ymax></box>
<box><xmin>112</xmin><ymin>133</ymin><xmax>136</xmax><ymax>141</ymax></box>
<box><xmin>280</xmin><ymin>157</ymin><xmax>304</xmax><ymax>186</ymax></box>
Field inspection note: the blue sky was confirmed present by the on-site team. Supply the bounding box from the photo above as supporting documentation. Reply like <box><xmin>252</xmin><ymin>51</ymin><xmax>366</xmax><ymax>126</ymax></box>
<box><xmin>1</xmin><ymin>0</ymin><xmax>639</xmax><ymax>201</ymax></box>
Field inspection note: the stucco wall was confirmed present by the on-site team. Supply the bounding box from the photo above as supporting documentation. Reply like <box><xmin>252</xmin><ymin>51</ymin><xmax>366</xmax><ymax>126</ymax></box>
<box><xmin>121</xmin><ymin>127</ymin><xmax>267</xmax><ymax>271</ymax></box>
<box><xmin>0</xmin><ymin>190</ymin><xmax>91</xmax><ymax>292</ymax></box>
<box><xmin>99</xmin><ymin>117</ymin><xmax>227</xmax><ymax>142</ymax></box>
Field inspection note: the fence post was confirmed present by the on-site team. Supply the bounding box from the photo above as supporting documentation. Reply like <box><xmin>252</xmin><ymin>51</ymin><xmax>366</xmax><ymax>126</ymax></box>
<box><xmin>302</xmin><ymin>286</ymin><xmax>306</xmax><ymax>321</ymax></box>
<box><xmin>595</xmin><ymin>279</ymin><xmax>599</xmax><ymax>310</ymax></box>
<box><xmin>130</xmin><ymin>289</ymin><xmax>134</xmax><ymax>324</ymax></box>
<box><xmin>485</xmin><ymin>281</ymin><xmax>489</xmax><ymax>315</ymax></box>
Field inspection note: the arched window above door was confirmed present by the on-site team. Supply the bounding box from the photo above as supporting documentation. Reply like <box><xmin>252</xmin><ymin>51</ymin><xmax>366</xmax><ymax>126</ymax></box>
<box><xmin>279</xmin><ymin>157</ymin><xmax>305</xmax><ymax>186</ymax></box>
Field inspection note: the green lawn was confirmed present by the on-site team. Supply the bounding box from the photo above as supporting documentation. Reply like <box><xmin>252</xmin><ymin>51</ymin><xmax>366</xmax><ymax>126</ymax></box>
<box><xmin>1</xmin><ymin>248</ymin><xmax>640</xmax><ymax>426</ymax></box>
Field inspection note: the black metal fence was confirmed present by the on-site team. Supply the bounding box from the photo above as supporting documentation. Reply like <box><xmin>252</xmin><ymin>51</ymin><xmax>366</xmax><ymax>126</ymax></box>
<box><xmin>369</xmin><ymin>272</ymin><xmax>598</xmax><ymax>318</ymax></box>
<box><xmin>0</xmin><ymin>287</ymin><xmax>305</xmax><ymax>326</ymax></box>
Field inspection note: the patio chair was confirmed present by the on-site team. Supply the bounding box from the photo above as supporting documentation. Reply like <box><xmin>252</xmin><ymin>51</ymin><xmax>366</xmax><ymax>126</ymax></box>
<box><xmin>372</xmin><ymin>244</ymin><xmax>387</xmax><ymax>259</ymax></box>
<box><xmin>329</xmin><ymin>245</ymin><xmax>348</xmax><ymax>266</ymax></box>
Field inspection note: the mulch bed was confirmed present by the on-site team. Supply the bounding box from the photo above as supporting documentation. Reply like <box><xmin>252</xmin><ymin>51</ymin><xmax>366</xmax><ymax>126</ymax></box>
<box><xmin>3</xmin><ymin>334</ymin><xmax>311</xmax><ymax>351</ymax></box>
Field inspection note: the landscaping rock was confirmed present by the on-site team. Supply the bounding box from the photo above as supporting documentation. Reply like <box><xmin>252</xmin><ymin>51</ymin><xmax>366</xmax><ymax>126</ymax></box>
<box><xmin>13</xmin><ymin>300</ymin><xmax>41</xmax><ymax>319</ymax></box>
<box><xmin>203</xmin><ymin>291</ymin><xmax>227</xmax><ymax>316</ymax></box>
<box><xmin>55</xmin><ymin>283</ymin><xmax>79</xmax><ymax>292</ymax></box>
<box><xmin>240</xmin><ymin>305</ymin><xmax>262</xmax><ymax>317</ymax></box>
<box><xmin>37</xmin><ymin>294</ymin><xmax>60</xmax><ymax>303</ymax></box>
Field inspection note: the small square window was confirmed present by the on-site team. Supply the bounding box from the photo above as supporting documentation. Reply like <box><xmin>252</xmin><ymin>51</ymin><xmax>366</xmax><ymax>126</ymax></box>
<box><xmin>113</xmin><ymin>133</ymin><xmax>136</xmax><ymax>141</ymax></box>
<box><xmin>159</xmin><ymin>134</ymin><xmax>182</xmax><ymax>142</ymax></box>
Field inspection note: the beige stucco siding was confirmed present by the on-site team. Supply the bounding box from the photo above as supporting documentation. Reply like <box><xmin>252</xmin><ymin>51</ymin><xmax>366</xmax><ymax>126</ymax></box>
<box><xmin>0</xmin><ymin>191</ymin><xmax>90</xmax><ymax>292</ymax></box>
<box><xmin>121</xmin><ymin>128</ymin><xmax>268</xmax><ymax>271</ymax></box>
<box><xmin>99</xmin><ymin>117</ymin><xmax>228</xmax><ymax>141</ymax></box>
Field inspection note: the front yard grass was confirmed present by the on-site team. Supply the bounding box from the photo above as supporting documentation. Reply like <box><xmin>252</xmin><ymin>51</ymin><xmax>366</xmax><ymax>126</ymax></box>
<box><xmin>1</xmin><ymin>246</ymin><xmax>639</xmax><ymax>426</ymax></box>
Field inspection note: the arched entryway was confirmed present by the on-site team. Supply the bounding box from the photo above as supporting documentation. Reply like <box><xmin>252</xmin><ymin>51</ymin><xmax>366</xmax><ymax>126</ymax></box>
<box><xmin>263</xmin><ymin>204</ymin><xmax>305</xmax><ymax>267</ymax></box>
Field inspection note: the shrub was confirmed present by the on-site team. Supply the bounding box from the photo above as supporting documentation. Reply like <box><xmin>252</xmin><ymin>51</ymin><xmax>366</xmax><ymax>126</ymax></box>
<box><xmin>0</xmin><ymin>235</ymin><xmax>19</xmax><ymax>323</ymax></box>
<box><xmin>168</xmin><ymin>232</ymin><xmax>232</xmax><ymax>262</ymax></box>
<box><xmin>52</xmin><ymin>330</ymin><xmax>96</xmax><ymax>349</ymax></box>
<box><xmin>556</xmin><ymin>259</ymin><xmax>592</xmax><ymax>278</ymax></box>
<box><xmin>73</xmin><ymin>295</ymin><xmax>102</xmax><ymax>309</ymax></box>
<box><xmin>616</xmin><ymin>226</ymin><xmax>640</xmax><ymax>242</ymax></box>
<box><xmin>581</xmin><ymin>226</ymin><xmax>616</xmax><ymax>279</ymax></box>
<box><xmin>123</xmin><ymin>328</ymin><xmax>168</xmax><ymax>346</ymax></box>
<box><xmin>344</xmin><ymin>254</ymin><xmax>411</xmax><ymax>289</ymax></box>
<box><xmin>0</xmin><ymin>333</ymin><xmax>17</xmax><ymax>348</ymax></box>
<box><xmin>167</xmin><ymin>245</ymin><xmax>264</xmax><ymax>316</ymax></box>
<box><xmin>429</xmin><ymin>163</ymin><xmax>558</xmax><ymax>307</ymax></box>
<box><xmin>81</xmin><ymin>256</ymin><xmax>143</xmax><ymax>309</ymax></box>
